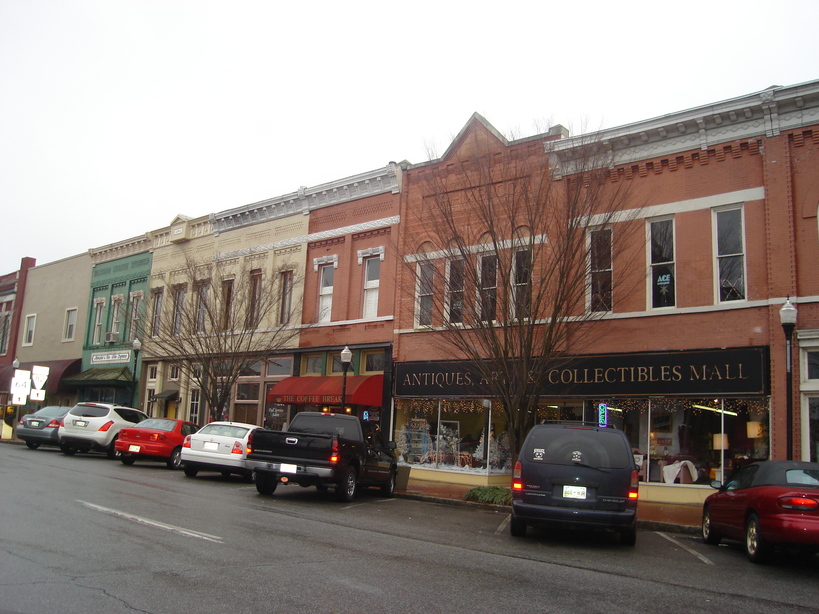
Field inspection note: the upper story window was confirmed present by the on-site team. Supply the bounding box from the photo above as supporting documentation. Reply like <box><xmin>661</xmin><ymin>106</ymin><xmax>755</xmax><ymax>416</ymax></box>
<box><xmin>169</xmin><ymin>365</ymin><xmax>180</xmax><ymax>380</ymax></box>
<box><xmin>361</xmin><ymin>349</ymin><xmax>386</xmax><ymax>373</ymax></box>
<box><xmin>318</xmin><ymin>264</ymin><xmax>334</xmax><ymax>323</ymax></box>
<box><xmin>0</xmin><ymin>305</ymin><xmax>11</xmax><ymax>355</ymax></box>
<box><xmin>478</xmin><ymin>254</ymin><xmax>498</xmax><ymax>322</ymax></box>
<box><xmin>221</xmin><ymin>279</ymin><xmax>234</xmax><ymax>330</ymax></box>
<box><xmin>267</xmin><ymin>357</ymin><xmax>293</xmax><ymax>376</ymax></box>
<box><xmin>195</xmin><ymin>282</ymin><xmax>208</xmax><ymax>333</ymax></box>
<box><xmin>362</xmin><ymin>256</ymin><xmax>381</xmax><ymax>319</ymax></box>
<box><xmin>63</xmin><ymin>308</ymin><xmax>78</xmax><ymax>342</ymax></box>
<box><xmin>92</xmin><ymin>298</ymin><xmax>106</xmax><ymax>344</ymax></box>
<box><xmin>129</xmin><ymin>291</ymin><xmax>143</xmax><ymax>340</ymax></box>
<box><xmin>147</xmin><ymin>364</ymin><xmax>158</xmax><ymax>380</ymax></box>
<box><xmin>589</xmin><ymin>228</ymin><xmax>612</xmax><ymax>313</ymax></box>
<box><xmin>446</xmin><ymin>258</ymin><xmax>465</xmax><ymax>324</ymax></box>
<box><xmin>279</xmin><ymin>270</ymin><xmax>294</xmax><ymax>325</ymax></box>
<box><xmin>172</xmin><ymin>285</ymin><xmax>187</xmax><ymax>336</ymax></box>
<box><xmin>715</xmin><ymin>207</ymin><xmax>746</xmax><ymax>302</ymax></box>
<box><xmin>650</xmin><ymin>218</ymin><xmax>676</xmax><ymax>308</ymax></box>
<box><xmin>512</xmin><ymin>249</ymin><xmax>532</xmax><ymax>320</ymax></box>
<box><xmin>150</xmin><ymin>289</ymin><xmax>163</xmax><ymax>337</ymax></box>
<box><xmin>416</xmin><ymin>261</ymin><xmax>435</xmax><ymax>327</ymax></box>
<box><xmin>110</xmin><ymin>295</ymin><xmax>124</xmax><ymax>337</ymax></box>
<box><xmin>303</xmin><ymin>353</ymin><xmax>324</xmax><ymax>375</ymax></box>
<box><xmin>808</xmin><ymin>351</ymin><xmax>819</xmax><ymax>380</ymax></box>
<box><xmin>247</xmin><ymin>269</ymin><xmax>262</xmax><ymax>328</ymax></box>
<box><xmin>23</xmin><ymin>314</ymin><xmax>36</xmax><ymax>346</ymax></box>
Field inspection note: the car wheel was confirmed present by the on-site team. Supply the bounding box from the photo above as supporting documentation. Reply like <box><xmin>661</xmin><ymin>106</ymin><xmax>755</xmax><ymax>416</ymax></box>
<box><xmin>183</xmin><ymin>464</ymin><xmax>199</xmax><ymax>478</ymax></box>
<box><xmin>620</xmin><ymin>525</ymin><xmax>637</xmax><ymax>546</ymax></box>
<box><xmin>379</xmin><ymin>469</ymin><xmax>397</xmax><ymax>497</ymax></box>
<box><xmin>336</xmin><ymin>467</ymin><xmax>357</xmax><ymax>502</ymax></box>
<box><xmin>509</xmin><ymin>514</ymin><xmax>527</xmax><ymax>537</ymax></box>
<box><xmin>746</xmin><ymin>513</ymin><xmax>771</xmax><ymax>564</ymax></box>
<box><xmin>255</xmin><ymin>473</ymin><xmax>278</xmax><ymax>496</ymax></box>
<box><xmin>25</xmin><ymin>441</ymin><xmax>40</xmax><ymax>450</ymax></box>
<box><xmin>106</xmin><ymin>438</ymin><xmax>119</xmax><ymax>459</ymax></box>
<box><xmin>701</xmin><ymin>506</ymin><xmax>721</xmax><ymax>545</ymax></box>
<box><xmin>60</xmin><ymin>442</ymin><xmax>76</xmax><ymax>456</ymax></box>
<box><xmin>166</xmin><ymin>447</ymin><xmax>183</xmax><ymax>470</ymax></box>
<box><xmin>120</xmin><ymin>454</ymin><xmax>136</xmax><ymax>466</ymax></box>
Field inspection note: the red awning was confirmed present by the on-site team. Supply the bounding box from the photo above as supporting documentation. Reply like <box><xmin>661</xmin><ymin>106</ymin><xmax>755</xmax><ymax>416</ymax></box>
<box><xmin>267</xmin><ymin>374</ymin><xmax>384</xmax><ymax>407</ymax></box>
<box><xmin>0</xmin><ymin>358</ymin><xmax>82</xmax><ymax>394</ymax></box>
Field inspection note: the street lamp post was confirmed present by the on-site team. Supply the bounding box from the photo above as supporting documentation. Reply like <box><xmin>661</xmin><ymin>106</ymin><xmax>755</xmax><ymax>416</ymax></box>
<box><xmin>340</xmin><ymin>346</ymin><xmax>352</xmax><ymax>413</ymax></box>
<box><xmin>779</xmin><ymin>298</ymin><xmax>797</xmax><ymax>460</ymax></box>
<box><xmin>131</xmin><ymin>338</ymin><xmax>142</xmax><ymax>408</ymax></box>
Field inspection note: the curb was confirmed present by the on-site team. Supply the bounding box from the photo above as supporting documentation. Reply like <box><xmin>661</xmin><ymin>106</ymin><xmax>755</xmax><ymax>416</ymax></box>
<box><xmin>395</xmin><ymin>491</ymin><xmax>701</xmax><ymax>535</ymax></box>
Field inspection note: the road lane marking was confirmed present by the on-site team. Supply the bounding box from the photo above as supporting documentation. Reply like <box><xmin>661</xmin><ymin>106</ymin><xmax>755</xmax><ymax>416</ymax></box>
<box><xmin>657</xmin><ymin>531</ymin><xmax>714</xmax><ymax>565</ymax></box>
<box><xmin>496</xmin><ymin>514</ymin><xmax>511</xmax><ymax>534</ymax></box>
<box><xmin>78</xmin><ymin>500</ymin><xmax>224</xmax><ymax>543</ymax></box>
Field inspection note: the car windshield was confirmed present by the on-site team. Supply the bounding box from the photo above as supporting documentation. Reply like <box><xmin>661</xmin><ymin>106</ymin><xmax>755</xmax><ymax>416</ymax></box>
<box><xmin>136</xmin><ymin>418</ymin><xmax>176</xmax><ymax>432</ymax></box>
<box><xmin>198</xmin><ymin>424</ymin><xmax>250</xmax><ymax>438</ymax></box>
<box><xmin>70</xmin><ymin>404</ymin><xmax>109</xmax><ymax>418</ymax></box>
<box><xmin>785</xmin><ymin>469</ymin><xmax>819</xmax><ymax>486</ymax></box>
<box><xmin>524</xmin><ymin>427</ymin><xmax>632</xmax><ymax>469</ymax></box>
<box><xmin>35</xmin><ymin>406</ymin><xmax>68</xmax><ymax>418</ymax></box>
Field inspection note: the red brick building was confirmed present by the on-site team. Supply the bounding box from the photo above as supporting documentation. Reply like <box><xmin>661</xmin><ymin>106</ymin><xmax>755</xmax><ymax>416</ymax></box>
<box><xmin>391</xmin><ymin>81</ymin><xmax>819</xmax><ymax>504</ymax></box>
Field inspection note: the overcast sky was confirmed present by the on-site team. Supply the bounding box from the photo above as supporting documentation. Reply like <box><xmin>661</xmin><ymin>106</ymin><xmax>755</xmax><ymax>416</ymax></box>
<box><xmin>2</xmin><ymin>0</ymin><xmax>818</xmax><ymax>274</ymax></box>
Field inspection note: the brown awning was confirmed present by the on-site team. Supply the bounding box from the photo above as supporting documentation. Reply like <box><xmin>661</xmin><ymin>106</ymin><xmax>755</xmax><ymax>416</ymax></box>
<box><xmin>62</xmin><ymin>366</ymin><xmax>133</xmax><ymax>387</ymax></box>
<box><xmin>150</xmin><ymin>389</ymin><xmax>179</xmax><ymax>402</ymax></box>
<box><xmin>0</xmin><ymin>358</ymin><xmax>82</xmax><ymax>394</ymax></box>
<box><xmin>267</xmin><ymin>374</ymin><xmax>383</xmax><ymax>407</ymax></box>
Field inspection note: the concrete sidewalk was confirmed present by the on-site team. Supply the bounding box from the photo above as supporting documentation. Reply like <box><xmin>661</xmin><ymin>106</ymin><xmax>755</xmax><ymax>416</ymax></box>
<box><xmin>397</xmin><ymin>478</ymin><xmax>702</xmax><ymax>535</ymax></box>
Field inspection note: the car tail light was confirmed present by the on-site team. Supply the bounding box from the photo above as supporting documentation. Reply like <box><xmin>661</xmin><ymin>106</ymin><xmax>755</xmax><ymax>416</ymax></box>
<box><xmin>628</xmin><ymin>469</ymin><xmax>639</xmax><ymax>500</ymax></box>
<box><xmin>98</xmin><ymin>420</ymin><xmax>115</xmax><ymax>432</ymax></box>
<box><xmin>246</xmin><ymin>431</ymin><xmax>253</xmax><ymax>454</ymax></box>
<box><xmin>231</xmin><ymin>441</ymin><xmax>243</xmax><ymax>455</ymax></box>
<box><xmin>18</xmin><ymin>417</ymin><xmax>24</xmax><ymax>426</ymax></box>
<box><xmin>330</xmin><ymin>439</ymin><xmax>339</xmax><ymax>463</ymax></box>
<box><xmin>183</xmin><ymin>435</ymin><xmax>192</xmax><ymax>448</ymax></box>
<box><xmin>512</xmin><ymin>461</ymin><xmax>523</xmax><ymax>490</ymax></box>
<box><xmin>779</xmin><ymin>495</ymin><xmax>819</xmax><ymax>511</ymax></box>
<box><xmin>149</xmin><ymin>433</ymin><xmax>165</xmax><ymax>441</ymax></box>
<box><xmin>46</xmin><ymin>420</ymin><xmax>60</xmax><ymax>429</ymax></box>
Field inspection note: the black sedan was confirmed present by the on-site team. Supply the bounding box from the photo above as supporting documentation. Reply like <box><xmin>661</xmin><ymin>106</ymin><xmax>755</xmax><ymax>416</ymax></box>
<box><xmin>17</xmin><ymin>406</ymin><xmax>72</xmax><ymax>449</ymax></box>
<box><xmin>702</xmin><ymin>460</ymin><xmax>819</xmax><ymax>563</ymax></box>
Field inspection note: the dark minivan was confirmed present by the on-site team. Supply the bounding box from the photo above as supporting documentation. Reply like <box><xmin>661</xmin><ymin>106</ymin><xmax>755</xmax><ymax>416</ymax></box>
<box><xmin>511</xmin><ymin>423</ymin><xmax>639</xmax><ymax>545</ymax></box>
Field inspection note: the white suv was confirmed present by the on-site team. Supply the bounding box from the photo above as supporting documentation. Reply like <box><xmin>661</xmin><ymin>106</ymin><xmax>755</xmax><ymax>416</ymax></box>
<box><xmin>59</xmin><ymin>403</ymin><xmax>148</xmax><ymax>458</ymax></box>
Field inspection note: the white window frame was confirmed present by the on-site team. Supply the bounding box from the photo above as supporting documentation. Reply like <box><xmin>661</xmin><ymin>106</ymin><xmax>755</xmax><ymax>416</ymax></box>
<box><xmin>110</xmin><ymin>294</ymin><xmax>124</xmax><ymax>336</ymax></box>
<box><xmin>318</xmin><ymin>263</ymin><xmax>335</xmax><ymax>323</ymax></box>
<box><xmin>588</xmin><ymin>227</ymin><xmax>613</xmax><ymax>313</ymax></box>
<box><xmin>278</xmin><ymin>270</ymin><xmax>294</xmax><ymax>325</ymax></box>
<box><xmin>23</xmin><ymin>314</ymin><xmax>36</xmax><ymax>346</ymax></box>
<box><xmin>92</xmin><ymin>298</ymin><xmax>106</xmax><ymax>345</ymax></box>
<box><xmin>189</xmin><ymin>388</ymin><xmax>201</xmax><ymax>424</ymax></box>
<box><xmin>511</xmin><ymin>249</ymin><xmax>532</xmax><ymax>321</ymax></box>
<box><xmin>63</xmin><ymin>307</ymin><xmax>78</xmax><ymax>342</ymax></box>
<box><xmin>648</xmin><ymin>216</ymin><xmax>676</xmax><ymax>310</ymax></box>
<box><xmin>151</xmin><ymin>289</ymin><xmax>163</xmax><ymax>337</ymax></box>
<box><xmin>712</xmin><ymin>205</ymin><xmax>747</xmax><ymax>303</ymax></box>
<box><xmin>415</xmin><ymin>261</ymin><xmax>435</xmax><ymax>328</ymax></box>
<box><xmin>446</xmin><ymin>258</ymin><xmax>465</xmax><ymax>325</ymax></box>
<box><xmin>129</xmin><ymin>291</ymin><xmax>143</xmax><ymax>341</ymax></box>
<box><xmin>362</xmin><ymin>255</ymin><xmax>381</xmax><ymax>319</ymax></box>
<box><xmin>477</xmin><ymin>252</ymin><xmax>498</xmax><ymax>323</ymax></box>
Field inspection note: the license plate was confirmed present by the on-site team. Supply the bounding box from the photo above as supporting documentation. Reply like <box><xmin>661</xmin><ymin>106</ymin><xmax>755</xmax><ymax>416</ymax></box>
<box><xmin>563</xmin><ymin>485</ymin><xmax>587</xmax><ymax>499</ymax></box>
<box><xmin>74</xmin><ymin>420</ymin><xmax>88</xmax><ymax>428</ymax></box>
<box><xmin>203</xmin><ymin>441</ymin><xmax>219</xmax><ymax>451</ymax></box>
<box><xmin>280</xmin><ymin>463</ymin><xmax>297</xmax><ymax>474</ymax></box>
<box><xmin>129</xmin><ymin>445</ymin><xmax>141</xmax><ymax>453</ymax></box>
<box><xmin>30</xmin><ymin>420</ymin><xmax>42</xmax><ymax>427</ymax></box>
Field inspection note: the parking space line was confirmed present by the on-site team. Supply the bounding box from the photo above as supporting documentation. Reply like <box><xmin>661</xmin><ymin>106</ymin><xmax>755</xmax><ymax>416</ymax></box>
<box><xmin>78</xmin><ymin>500</ymin><xmax>224</xmax><ymax>543</ymax></box>
<box><xmin>496</xmin><ymin>514</ymin><xmax>511</xmax><ymax>534</ymax></box>
<box><xmin>657</xmin><ymin>531</ymin><xmax>714</xmax><ymax>565</ymax></box>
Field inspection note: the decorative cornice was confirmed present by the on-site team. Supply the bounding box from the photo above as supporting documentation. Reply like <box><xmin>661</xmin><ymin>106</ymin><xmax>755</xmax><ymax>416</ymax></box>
<box><xmin>214</xmin><ymin>215</ymin><xmax>400</xmax><ymax>261</ymax></box>
<box><xmin>89</xmin><ymin>235</ymin><xmax>152</xmax><ymax>266</ymax></box>
<box><xmin>546</xmin><ymin>80</ymin><xmax>819</xmax><ymax>176</ymax></box>
<box><xmin>210</xmin><ymin>164</ymin><xmax>402</xmax><ymax>235</ymax></box>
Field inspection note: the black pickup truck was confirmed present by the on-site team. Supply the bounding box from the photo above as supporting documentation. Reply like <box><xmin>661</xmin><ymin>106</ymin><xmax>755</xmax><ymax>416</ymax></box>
<box><xmin>245</xmin><ymin>412</ymin><xmax>398</xmax><ymax>502</ymax></box>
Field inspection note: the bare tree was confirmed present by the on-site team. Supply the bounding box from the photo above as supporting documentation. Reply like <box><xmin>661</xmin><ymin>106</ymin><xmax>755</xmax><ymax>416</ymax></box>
<box><xmin>404</xmin><ymin>125</ymin><xmax>644</xmax><ymax>457</ymax></box>
<box><xmin>140</xmin><ymin>256</ymin><xmax>303</xmax><ymax>424</ymax></box>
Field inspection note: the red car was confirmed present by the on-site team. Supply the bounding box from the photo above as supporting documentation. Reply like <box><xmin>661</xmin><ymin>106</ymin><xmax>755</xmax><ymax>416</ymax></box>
<box><xmin>116</xmin><ymin>418</ymin><xmax>200</xmax><ymax>469</ymax></box>
<box><xmin>702</xmin><ymin>460</ymin><xmax>819</xmax><ymax>563</ymax></box>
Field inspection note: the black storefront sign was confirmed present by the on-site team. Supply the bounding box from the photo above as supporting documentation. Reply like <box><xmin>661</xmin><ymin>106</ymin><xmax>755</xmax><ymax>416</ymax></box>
<box><xmin>395</xmin><ymin>346</ymin><xmax>770</xmax><ymax>398</ymax></box>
